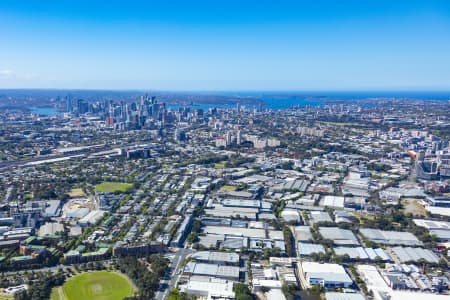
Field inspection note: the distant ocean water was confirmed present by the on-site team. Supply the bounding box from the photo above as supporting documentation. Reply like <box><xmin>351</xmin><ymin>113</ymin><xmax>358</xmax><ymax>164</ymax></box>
<box><xmin>27</xmin><ymin>91</ymin><xmax>450</xmax><ymax>115</ymax></box>
<box><xmin>169</xmin><ymin>91</ymin><xmax>450</xmax><ymax>110</ymax></box>
<box><xmin>168</xmin><ymin>103</ymin><xmax>237</xmax><ymax>111</ymax></box>
<box><xmin>30</xmin><ymin>107</ymin><xmax>61</xmax><ymax>116</ymax></box>
<box><xmin>215</xmin><ymin>90</ymin><xmax>450</xmax><ymax>100</ymax></box>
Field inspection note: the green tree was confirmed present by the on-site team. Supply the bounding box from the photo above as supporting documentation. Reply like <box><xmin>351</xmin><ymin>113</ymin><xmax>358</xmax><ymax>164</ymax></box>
<box><xmin>233</xmin><ymin>283</ymin><xmax>255</xmax><ymax>300</ymax></box>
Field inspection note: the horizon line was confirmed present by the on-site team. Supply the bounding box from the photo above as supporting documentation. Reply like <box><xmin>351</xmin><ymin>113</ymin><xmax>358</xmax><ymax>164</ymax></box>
<box><xmin>1</xmin><ymin>88</ymin><xmax>450</xmax><ymax>93</ymax></box>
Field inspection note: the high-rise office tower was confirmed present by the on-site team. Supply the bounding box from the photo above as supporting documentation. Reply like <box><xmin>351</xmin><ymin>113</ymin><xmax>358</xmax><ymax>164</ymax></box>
<box><xmin>236</xmin><ymin>130</ymin><xmax>242</xmax><ymax>145</ymax></box>
<box><xmin>65</xmin><ymin>96</ymin><xmax>73</xmax><ymax>113</ymax></box>
<box><xmin>77</xmin><ymin>99</ymin><xmax>89</xmax><ymax>114</ymax></box>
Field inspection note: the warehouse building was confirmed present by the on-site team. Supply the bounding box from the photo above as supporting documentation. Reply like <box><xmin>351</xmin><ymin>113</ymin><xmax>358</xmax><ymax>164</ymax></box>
<box><xmin>38</xmin><ymin>223</ymin><xmax>64</xmax><ymax>237</ymax></box>
<box><xmin>391</xmin><ymin>247</ymin><xmax>440</xmax><ymax>264</ymax></box>
<box><xmin>249</xmin><ymin>238</ymin><xmax>285</xmax><ymax>253</ymax></box>
<box><xmin>198</xmin><ymin>234</ymin><xmax>224</xmax><ymax>248</ymax></box>
<box><xmin>281</xmin><ymin>209</ymin><xmax>301</xmax><ymax>224</ymax></box>
<box><xmin>429</xmin><ymin>229</ymin><xmax>450</xmax><ymax>241</ymax></box>
<box><xmin>413</xmin><ymin>219</ymin><xmax>450</xmax><ymax>241</ymax></box>
<box><xmin>333</xmin><ymin>247</ymin><xmax>391</xmax><ymax>261</ymax></box>
<box><xmin>201</xmin><ymin>217</ymin><xmax>231</xmax><ymax>227</ymax></box>
<box><xmin>266</xmin><ymin>289</ymin><xmax>287</xmax><ymax>300</ymax></box>
<box><xmin>183</xmin><ymin>262</ymin><xmax>240</xmax><ymax>281</ymax></box>
<box><xmin>302</xmin><ymin>262</ymin><xmax>353</xmax><ymax>289</ymax></box>
<box><xmin>274</xmin><ymin>179</ymin><xmax>309</xmax><ymax>192</ymax></box>
<box><xmin>356</xmin><ymin>264</ymin><xmax>390</xmax><ymax>297</ymax></box>
<box><xmin>203</xmin><ymin>226</ymin><xmax>266</xmax><ymax>239</ymax></box>
<box><xmin>204</xmin><ymin>205</ymin><xmax>258</xmax><ymax>220</ymax></box>
<box><xmin>191</xmin><ymin>251</ymin><xmax>239</xmax><ymax>266</ymax></box>
<box><xmin>319</xmin><ymin>227</ymin><xmax>359</xmax><ymax>246</ymax></box>
<box><xmin>180</xmin><ymin>276</ymin><xmax>235</xmax><ymax>299</ymax></box>
<box><xmin>390</xmin><ymin>291</ymin><xmax>450</xmax><ymax>300</ymax></box>
<box><xmin>322</xmin><ymin>196</ymin><xmax>345</xmax><ymax>209</ymax></box>
<box><xmin>78</xmin><ymin>210</ymin><xmax>106</xmax><ymax>227</ymax></box>
<box><xmin>424</xmin><ymin>196</ymin><xmax>450</xmax><ymax>207</ymax></box>
<box><xmin>334</xmin><ymin>211</ymin><xmax>355</xmax><ymax>224</ymax></box>
<box><xmin>42</xmin><ymin>200</ymin><xmax>62</xmax><ymax>217</ymax></box>
<box><xmin>413</xmin><ymin>219</ymin><xmax>450</xmax><ymax>230</ymax></box>
<box><xmin>221</xmin><ymin>199</ymin><xmax>261</xmax><ymax>208</ymax></box>
<box><xmin>309</xmin><ymin>211</ymin><xmax>332</xmax><ymax>224</ymax></box>
<box><xmin>252</xmin><ymin>279</ymin><xmax>283</xmax><ymax>291</ymax></box>
<box><xmin>269</xmin><ymin>257</ymin><xmax>296</xmax><ymax>268</ymax></box>
<box><xmin>298</xmin><ymin>242</ymin><xmax>325</xmax><ymax>256</ymax></box>
<box><xmin>223</xmin><ymin>236</ymin><xmax>247</xmax><ymax>250</ymax></box>
<box><xmin>294</xmin><ymin>226</ymin><xmax>313</xmax><ymax>242</ymax></box>
<box><xmin>325</xmin><ymin>292</ymin><xmax>365</xmax><ymax>300</ymax></box>
<box><xmin>360</xmin><ymin>228</ymin><xmax>423</xmax><ymax>246</ymax></box>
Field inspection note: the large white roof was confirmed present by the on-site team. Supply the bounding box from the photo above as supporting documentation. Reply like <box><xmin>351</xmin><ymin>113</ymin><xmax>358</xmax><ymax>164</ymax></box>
<box><xmin>302</xmin><ymin>262</ymin><xmax>347</xmax><ymax>274</ymax></box>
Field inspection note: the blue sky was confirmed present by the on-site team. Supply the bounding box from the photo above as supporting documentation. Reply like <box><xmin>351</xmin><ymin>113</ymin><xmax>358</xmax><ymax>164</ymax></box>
<box><xmin>1</xmin><ymin>0</ymin><xmax>450</xmax><ymax>90</ymax></box>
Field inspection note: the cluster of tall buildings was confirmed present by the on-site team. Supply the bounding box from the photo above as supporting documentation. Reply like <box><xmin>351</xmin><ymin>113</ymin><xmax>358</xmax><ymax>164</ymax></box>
<box><xmin>65</xmin><ymin>97</ymin><xmax>89</xmax><ymax>115</ymax></box>
<box><xmin>215</xmin><ymin>130</ymin><xmax>280</xmax><ymax>149</ymax></box>
<box><xmin>111</xmin><ymin>95</ymin><xmax>166</xmax><ymax>130</ymax></box>
<box><xmin>64</xmin><ymin>94</ymin><xmax>211</xmax><ymax>132</ymax></box>
<box><xmin>297</xmin><ymin>126</ymin><xmax>325</xmax><ymax>137</ymax></box>
<box><xmin>65</xmin><ymin>94</ymin><xmax>166</xmax><ymax>129</ymax></box>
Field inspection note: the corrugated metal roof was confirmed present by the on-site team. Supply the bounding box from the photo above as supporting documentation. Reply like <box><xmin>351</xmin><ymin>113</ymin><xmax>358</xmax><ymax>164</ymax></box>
<box><xmin>392</xmin><ymin>246</ymin><xmax>439</xmax><ymax>263</ymax></box>
<box><xmin>360</xmin><ymin>228</ymin><xmax>422</xmax><ymax>246</ymax></box>
<box><xmin>325</xmin><ymin>292</ymin><xmax>365</xmax><ymax>300</ymax></box>
<box><xmin>298</xmin><ymin>242</ymin><xmax>325</xmax><ymax>256</ymax></box>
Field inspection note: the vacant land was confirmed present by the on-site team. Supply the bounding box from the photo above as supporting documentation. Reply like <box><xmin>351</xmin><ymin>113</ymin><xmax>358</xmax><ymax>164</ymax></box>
<box><xmin>220</xmin><ymin>185</ymin><xmax>237</xmax><ymax>192</ymax></box>
<box><xmin>214</xmin><ymin>162</ymin><xmax>226</xmax><ymax>169</ymax></box>
<box><xmin>94</xmin><ymin>182</ymin><xmax>133</xmax><ymax>193</ymax></box>
<box><xmin>68</xmin><ymin>188</ymin><xmax>85</xmax><ymax>197</ymax></box>
<box><xmin>51</xmin><ymin>271</ymin><xmax>134</xmax><ymax>300</ymax></box>
<box><xmin>402</xmin><ymin>198</ymin><xmax>427</xmax><ymax>217</ymax></box>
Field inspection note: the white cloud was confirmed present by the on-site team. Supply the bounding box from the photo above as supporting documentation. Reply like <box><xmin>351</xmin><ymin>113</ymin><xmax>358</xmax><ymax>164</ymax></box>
<box><xmin>0</xmin><ymin>69</ymin><xmax>16</xmax><ymax>79</ymax></box>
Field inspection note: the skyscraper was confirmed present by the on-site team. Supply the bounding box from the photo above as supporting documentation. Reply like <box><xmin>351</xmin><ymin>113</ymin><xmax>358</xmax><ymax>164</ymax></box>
<box><xmin>236</xmin><ymin>130</ymin><xmax>242</xmax><ymax>145</ymax></box>
<box><xmin>65</xmin><ymin>96</ymin><xmax>72</xmax><ymax>113</ymax></box>
<box><xmin>77</xmin><ymin>99</ymin><xmax>89</xmax><ymax>114</ymax></box>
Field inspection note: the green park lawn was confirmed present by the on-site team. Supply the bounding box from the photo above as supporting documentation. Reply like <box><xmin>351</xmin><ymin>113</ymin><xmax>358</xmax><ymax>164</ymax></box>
<box><xmin>94</xmin><ymin>182</ymin><xmax>133</xmax><ymax>193</ymax></box>
<box><xmin>52</xmin><ymin>271</ymin><xmax>135</xmax><ymax>300</ymax></box>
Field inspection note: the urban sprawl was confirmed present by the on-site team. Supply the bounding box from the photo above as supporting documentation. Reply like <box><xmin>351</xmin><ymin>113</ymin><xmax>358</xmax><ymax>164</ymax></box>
<box><xmin>0</xmin><ymin>92</ymin><xmax>449</xmax><ymax>300</ymax></box>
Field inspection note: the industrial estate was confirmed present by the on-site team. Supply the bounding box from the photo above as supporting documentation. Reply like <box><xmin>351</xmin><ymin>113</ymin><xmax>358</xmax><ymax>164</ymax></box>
<box><xmin>0</xmin><ymin>91</ymin><xmax>448</xmax><ymax>300</ymax></box>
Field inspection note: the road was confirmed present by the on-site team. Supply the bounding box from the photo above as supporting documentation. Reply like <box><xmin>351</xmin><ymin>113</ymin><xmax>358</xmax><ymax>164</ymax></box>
<box><xmin>1</xmin><ymin>258</ymin><xmax>118</xmax><ymax>275</ymax></box>
<box><xmin>154</xmin><ymin>247</ymin><xmax>194</xmax><ymax>300</ymax></box>
<box><xmin>5</xmin><ymin>248</ymin><xmax>191</xmax><ymax>300</ymax></box>
<box><xmin>0</xmin><ymin>142</ymin><xmax>141</xmax><ymax>170</ymax></box>
<box><xmin>0</xmin><ymin>146</ymin><xmax>109</xmax><ymax>170</ymax></box>
<box><xmin>2</xmin><ymin>264</ymin><xmax>72</xmax><ymax>275</ymax></box>
<box><xmin>290</xmin><ymin>225</ymin><xmax>308</xmax><ymax>290</ymax></box>
<box><xmin>4</xmin><ymin>247</ymin><xmax>191</xmax><ymax>300</ymax></box>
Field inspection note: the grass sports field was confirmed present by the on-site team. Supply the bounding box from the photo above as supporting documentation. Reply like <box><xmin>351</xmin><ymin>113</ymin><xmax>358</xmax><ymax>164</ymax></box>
<box><xmin>94</xmin><ymin>182</ymin><xmax>133</xmax><ymax>193</ymax></box>
<box><xmin>51</xmin><ymin>271</ymin><xmax>135</xmax><ymax>300</ymax></box>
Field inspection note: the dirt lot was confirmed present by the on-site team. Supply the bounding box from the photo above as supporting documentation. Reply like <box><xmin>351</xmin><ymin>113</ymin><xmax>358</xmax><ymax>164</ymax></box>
<box><xmin>402</xmin><ymin>198</ymin><xmax>427</xmax><ymax>217</ymax></box>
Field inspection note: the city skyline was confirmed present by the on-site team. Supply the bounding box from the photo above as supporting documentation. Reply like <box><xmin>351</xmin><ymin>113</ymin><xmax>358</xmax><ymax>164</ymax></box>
<box><xmin>1</xmin><ymin>0</ymin><xmax>450</xmax><ymax>90</ymax></box>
